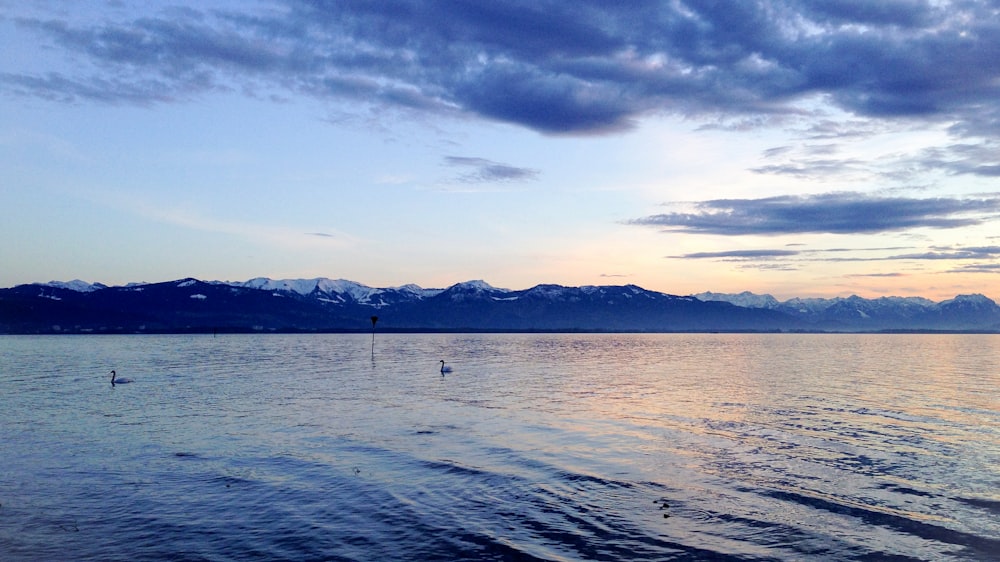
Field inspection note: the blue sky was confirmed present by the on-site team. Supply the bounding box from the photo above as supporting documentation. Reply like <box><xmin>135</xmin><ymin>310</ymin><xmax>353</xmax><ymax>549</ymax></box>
<box><xmin>2</xmin><ymin>0</ymin><xmax>999</xmax><ymax>300</ymax></box>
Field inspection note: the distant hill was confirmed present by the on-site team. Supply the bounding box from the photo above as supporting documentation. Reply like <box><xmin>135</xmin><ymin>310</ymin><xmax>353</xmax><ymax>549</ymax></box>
<box><xmin>694</xmin><ymin>290</ymin><xmax>1000</xmax><ymax>332</ymax></box>
<box><xmin>1</xmin><ymin>278</ymin><xmax>997</xmax><ymax>334</ymax></box>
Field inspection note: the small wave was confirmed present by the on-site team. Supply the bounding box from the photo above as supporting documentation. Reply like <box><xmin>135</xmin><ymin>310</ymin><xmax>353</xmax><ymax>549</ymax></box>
<box><xmin>762</xmin><ymin>488</ymin><xmax>1000</xmax><ymax>560</ymax></box>
<box><xmin>876</xmin><ymin>482</ymin><xmax>935</xmax><ymax>498</ymax></box>
<box><xmin>955</xmin><ymin>495</ymin><xmax>1000</xmax><ymax>515</ymax></box>
<box><xmin>172</xmin><ymin>451</ymin><xmax>201</xmax><ymax>458</ymax></box>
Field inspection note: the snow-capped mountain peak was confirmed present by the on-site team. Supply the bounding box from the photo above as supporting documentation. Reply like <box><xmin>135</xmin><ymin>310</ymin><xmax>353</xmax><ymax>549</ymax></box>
<box><xmin>5</xmin><ymin>278</ymin><xmax>999</xmax><ymax>333</ymax></box>
<box><xmin>525</xmin><ymin>284</ymin><xmax>572</xmax><ymax>298</ymax></box>
<box><xmin>42</xmin><ymin>280</ymin><xmax>106</xmax><ymax>292</ymax></box>
<box><xmin>224</xmin><ymin>277</ymin><xmax>447</xmax><ymax>307</ymax></box>
<box><xmin>449</xmin><ymin>280</ymin><xmax>506</xmax><ymax>292</ymax></box>
<box><xmin>694</xmin><ymin>290</ymin><xmax>780</xmax><ymax>309</ymax></box>
<box><xmin>939</xmin><ymin>294</ymin><xmax>996</xmax><ymax>309</ymax></box>
<box><xmin>392</xmin><ymin>284</ymin><xmax>444</xmax><ymax>299</ymax></box>
<box><xmin>233</xmin><ymin>277</ymin><xmax>372</xmax><ymax>298</ymax></box>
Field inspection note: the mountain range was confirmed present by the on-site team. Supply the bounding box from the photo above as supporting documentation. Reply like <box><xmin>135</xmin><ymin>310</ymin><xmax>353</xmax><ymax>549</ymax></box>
<box><xmin>1</xmin><ymin>278</ymin><xmax>998</xmax><ymax>334</ymax></box>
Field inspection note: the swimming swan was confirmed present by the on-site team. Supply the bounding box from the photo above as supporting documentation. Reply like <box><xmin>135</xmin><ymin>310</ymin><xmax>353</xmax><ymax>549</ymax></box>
<box><xmin>110</xmin><ymin>370</ymin><xmax>133</xmax><ymax>385</ymax></box>
<box><xmin>439</xmin><ymin>360</ymin><xmax>453</xmax><ymax>374</ymax></box>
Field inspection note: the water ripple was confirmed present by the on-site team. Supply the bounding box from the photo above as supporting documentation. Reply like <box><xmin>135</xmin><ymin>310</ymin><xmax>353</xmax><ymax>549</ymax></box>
<box><xmin>1</xmin><ymin>333</ymin><xmax>997</xmax><ymax>561</ymax></box>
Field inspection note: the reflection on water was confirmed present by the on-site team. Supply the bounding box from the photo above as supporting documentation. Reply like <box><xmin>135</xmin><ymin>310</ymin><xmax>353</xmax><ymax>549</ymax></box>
<box><xmin>1</xmin><ymin>333</ymin><xmax>998</xmax><ymax>561</ymax></box>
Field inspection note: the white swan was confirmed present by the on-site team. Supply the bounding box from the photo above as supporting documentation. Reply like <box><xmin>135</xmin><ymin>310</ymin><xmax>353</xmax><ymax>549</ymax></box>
<box><xmin>110</xmin><ymin>370</ymin><xmax>133</xmax><ymax>385</ymax></box>
<box><xmin>439</xmin><ymin>360</ymin><xmax>453</xmax><ymax>374</ymax></box>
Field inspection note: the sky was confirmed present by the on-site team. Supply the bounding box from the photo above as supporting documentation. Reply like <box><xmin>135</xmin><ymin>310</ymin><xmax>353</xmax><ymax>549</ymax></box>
<box><xmin>2</xmin><ymin>0</ymin><xmax>999</xmax><ymax>301</ymax></box>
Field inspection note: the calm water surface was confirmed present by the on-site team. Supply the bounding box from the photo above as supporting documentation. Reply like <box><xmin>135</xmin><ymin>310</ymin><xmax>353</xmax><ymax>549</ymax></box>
<box><xmin>1</xmin><ymin>333</ymin><xmax>998</xmax><ymax>561</ymax></box>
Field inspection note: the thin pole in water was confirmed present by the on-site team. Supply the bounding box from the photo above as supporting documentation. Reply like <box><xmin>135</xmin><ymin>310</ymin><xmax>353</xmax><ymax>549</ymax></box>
<box><xmin>370</xmin><ymin>315</ymin><xmax>378</xmax><ymax>357</ymax></box>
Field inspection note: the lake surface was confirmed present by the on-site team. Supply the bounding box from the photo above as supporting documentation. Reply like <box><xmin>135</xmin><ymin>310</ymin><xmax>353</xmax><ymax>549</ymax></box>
<box><xmin>1</xmin><ymin>333</ymin><xmax>998</xmax><ymax>561</ymax></box>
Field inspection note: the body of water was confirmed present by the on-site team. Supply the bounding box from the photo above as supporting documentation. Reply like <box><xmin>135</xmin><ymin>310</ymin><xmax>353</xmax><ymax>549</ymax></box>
<box><xmin>1</xmin><ymin>333</ymin><xmax>998</xmax><ymax>561</ymax></box>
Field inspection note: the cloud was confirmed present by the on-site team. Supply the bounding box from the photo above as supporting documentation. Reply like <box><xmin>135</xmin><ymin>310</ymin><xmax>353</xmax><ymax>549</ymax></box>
<box><xmin>629</xmin><ymin>192</ymin><xmax>1000</xmax><ymax>235</ymax></box>
<box><xmin>674</xmin><ymin>249</ymin><xmax>799</xmax><ymax>259</ymax></box>
<box><xmin>668</xmin><ymin>243</ymin><xmax>1000</xmax><ymax>276</ymax></box>
<box><xmin>754</xmin><ymin>138</ymin><xmax>1000</xmax><ymax>182</ymax></box>
<box><xmin>751</xmin><ymin>158</ymin><xmax>869</xmax><ymax>180</ymax></box>
<box><xmin>887</xmin><ymin>246</ymin><xmax>1000</xmax><ymax>260</ymax></box>
<box><xmin>444</xmin><ymin>156</ymin><xmax>539</xmax><ymax>183</ymax></box>
<box><xmin>4</xmin><ymin>1</ymin><xmax>1000</xmax><ymax>138</ymax></box>
<box><xmin>735</xmin><ymin>262</ymin><xmax>800</xmax><ymax>272</ymax></box>
<box><xmin>915</xmin><ymin>142</ymin><xmax>1000</xmax><ymax>177</ymax></box>
<box><xmin>951</xmin><ymin>263</ymin><xmax>1000</xmax><ymax>273</ymax></box>
<box><xmin>0</xmin><ymin>71</ymin><xmax>191</xmax><ymax>105</ymax></box>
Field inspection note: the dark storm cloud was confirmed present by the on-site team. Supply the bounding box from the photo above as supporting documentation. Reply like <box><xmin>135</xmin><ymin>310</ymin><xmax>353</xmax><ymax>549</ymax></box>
<box><xmin>5</xmin><ymin>1</ymin><xmax>1000</xmax><ymax>137</ymax></box>
<box><xmin>444</xmin><ymin>156</ymin><xmax>539</xmax><ymax>183</ymax></box>
<box><xmin>629</xmin><ymin>192</ymin><xmax>1000</xmax><ymax>235</ymax></box>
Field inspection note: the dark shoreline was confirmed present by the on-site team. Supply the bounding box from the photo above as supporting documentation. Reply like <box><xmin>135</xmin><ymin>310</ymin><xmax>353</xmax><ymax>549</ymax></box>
<box><xmin>4</xmin><ymin>328</ymin><xmax>997</xmax><ymax>335</ymax></box>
